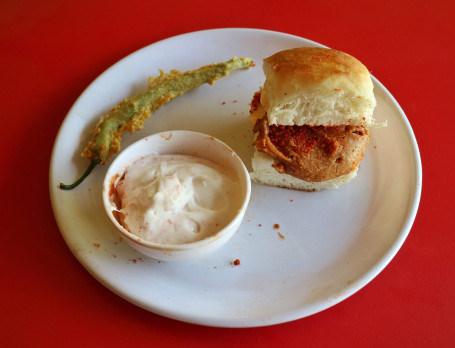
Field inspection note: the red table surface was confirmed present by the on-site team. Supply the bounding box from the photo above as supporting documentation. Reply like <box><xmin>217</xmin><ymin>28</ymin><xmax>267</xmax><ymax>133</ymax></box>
<box><xmin>1</xmin><ymin>0</ymin><xmax>453</xmax><ymax>346</ymax></box>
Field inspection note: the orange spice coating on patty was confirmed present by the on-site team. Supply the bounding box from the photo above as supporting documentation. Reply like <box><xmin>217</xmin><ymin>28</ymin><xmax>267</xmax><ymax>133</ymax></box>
<box><xmin>251</xmin><ymin>92</ymin><xmax>369</xmax><ymax>182</ymax></box>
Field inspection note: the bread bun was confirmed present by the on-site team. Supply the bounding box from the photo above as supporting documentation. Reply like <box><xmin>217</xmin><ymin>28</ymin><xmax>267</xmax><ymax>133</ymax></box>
<box><xmin>262</xmin><ymin>47</ymin><xmax>376</xmax><ymax>127</ymax></box>
<box><xmin>250</xmin><ymin>150</ymin><xmax>358</xmax><ymax>191</ymax></box>
<box><xmin>249</xmin><ymin>47</ymin><xmax>379</xmax><ymax>191</ymax></box>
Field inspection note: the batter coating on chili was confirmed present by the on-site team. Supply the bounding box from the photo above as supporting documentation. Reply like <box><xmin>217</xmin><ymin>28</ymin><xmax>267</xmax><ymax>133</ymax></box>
<box><xmin>59</xmin><ymin>57</ymin><xmax>254</xmax><ymax>190</ymax></box>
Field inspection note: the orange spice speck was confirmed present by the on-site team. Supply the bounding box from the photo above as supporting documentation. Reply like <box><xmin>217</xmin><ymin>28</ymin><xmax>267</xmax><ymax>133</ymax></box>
<box><xmin>160</xmin><ymin>133</ymin><xmax>173</xmax><ymax>140</ymax></box>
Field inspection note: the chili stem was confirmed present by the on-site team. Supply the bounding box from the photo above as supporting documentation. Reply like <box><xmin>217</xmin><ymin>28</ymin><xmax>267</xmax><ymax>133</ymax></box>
<box><xmin>59</xmin><ymin>160</ymin><xmax>101</xmax><ymax>190</ymax></box>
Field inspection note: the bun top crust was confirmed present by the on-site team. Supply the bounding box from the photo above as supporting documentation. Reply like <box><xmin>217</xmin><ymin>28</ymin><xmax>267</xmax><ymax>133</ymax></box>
<box><xmin>262</xmin><ymin>47</ymin><xmax>377</xmax><ymax>127</ymax></box>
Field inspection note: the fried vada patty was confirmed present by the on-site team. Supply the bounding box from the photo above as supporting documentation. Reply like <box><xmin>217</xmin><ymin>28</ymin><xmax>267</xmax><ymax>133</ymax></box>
<box><xmin>253</xmin><ymin>112</ymin><xmax>370</xmax><ymax>182</ymax></box>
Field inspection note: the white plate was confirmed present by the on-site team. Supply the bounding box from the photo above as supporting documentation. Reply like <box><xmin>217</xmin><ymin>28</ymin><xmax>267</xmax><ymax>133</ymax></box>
<box><xmin>49</xmin><ymin>28</ymin><xmax>422</xmax><ymax>327</ymax></box>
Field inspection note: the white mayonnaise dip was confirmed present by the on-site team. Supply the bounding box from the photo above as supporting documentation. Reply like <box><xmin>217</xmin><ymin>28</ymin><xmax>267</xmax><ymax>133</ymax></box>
<box><xmin>115</xmin><ymin>154</ymin><xmax>241</xmax><ymax>245</ymax></box>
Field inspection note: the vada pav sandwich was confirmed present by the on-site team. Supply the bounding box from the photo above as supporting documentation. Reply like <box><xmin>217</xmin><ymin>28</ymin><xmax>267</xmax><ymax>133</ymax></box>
<box><xmin>250</xmin><ymin>47</ymin><xmax>383</xmax><ymax>191</ymax></box>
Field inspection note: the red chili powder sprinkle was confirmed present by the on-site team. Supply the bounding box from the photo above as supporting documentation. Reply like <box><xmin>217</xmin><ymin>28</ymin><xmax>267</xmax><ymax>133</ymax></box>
<box><xmin>233</xmin><ymin>259</ymin><xmax>240</xmax><ymax>266</ymax></box>
<box><xmin>273</xmin><ymin>224</ymin><xmax>280</xmax><ymax>230</ymax></box>
<box><xmin>108</xmin><ymin>174</ymin><xmax>120</xmax><ymax>197</ymax></box>
<box><xmin>221</xmin><ymin>101</ymin><xmax>226</xmax><ymax>105</ymax></box>
<box><xmin>93</xmin><ymin>243</ymin><xmax>100</xmax><ymax>249</ymax></box>
<box><xmin>268</xmin><ymin>125</ymin><xmax>339</xmax><ymax>156</ymax></box>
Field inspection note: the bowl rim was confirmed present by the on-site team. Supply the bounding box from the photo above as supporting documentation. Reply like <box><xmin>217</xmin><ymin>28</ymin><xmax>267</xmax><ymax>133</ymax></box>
<box><xmin>102</xmin><ymin>130</ymin><xmax>251</xmax><ymax>252</ymax></box>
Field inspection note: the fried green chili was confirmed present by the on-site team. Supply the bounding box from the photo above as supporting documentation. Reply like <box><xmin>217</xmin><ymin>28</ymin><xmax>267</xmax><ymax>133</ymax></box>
<box><xmin>59</xmin><ymin>57</ymin><xmax>254</xmax><ymax>190</ymax></box>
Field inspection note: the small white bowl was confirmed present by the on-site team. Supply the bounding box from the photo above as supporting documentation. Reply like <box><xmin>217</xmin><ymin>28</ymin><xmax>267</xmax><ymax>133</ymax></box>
<box><xmin>102</xmin><ymin>130</ymin><xmax>251</xmax><ymax>261</ymax></box>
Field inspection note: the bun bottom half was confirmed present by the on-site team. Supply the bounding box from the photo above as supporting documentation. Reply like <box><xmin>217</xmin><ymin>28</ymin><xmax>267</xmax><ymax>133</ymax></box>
<box><xmin>250</xmin><ymin>150</ymin><xmax>358</xmax><ymax>191</ymax></box>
